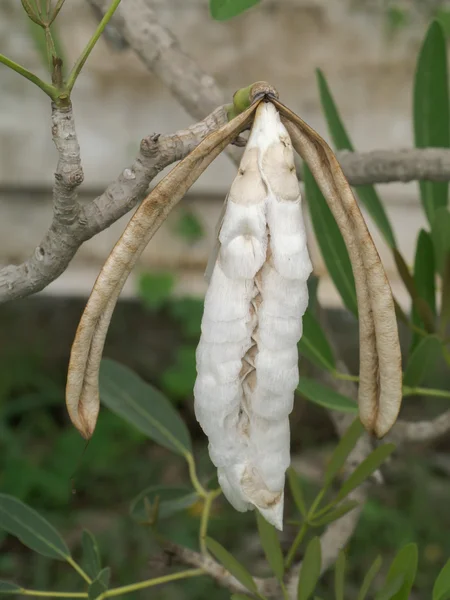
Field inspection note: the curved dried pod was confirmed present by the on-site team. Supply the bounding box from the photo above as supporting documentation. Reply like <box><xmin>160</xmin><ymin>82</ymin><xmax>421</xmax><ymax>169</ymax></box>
<box><xmin>273</xmin><ymin>98</ymin><xmax>402</xmax><ymax>438</ymax></box>
<box><xmin>66</xmin><ymin>101</ymin><xmax>260</xmax><ymax>439</ymax></box>
<box><xmin>194</xmin><ymin>101</ymin><xmax>312</xmax><ymax>529</ymax></box>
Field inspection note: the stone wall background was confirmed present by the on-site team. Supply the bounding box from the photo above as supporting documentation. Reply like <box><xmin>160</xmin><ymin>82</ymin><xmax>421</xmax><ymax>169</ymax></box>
<box><xmin>0</xmin><ymin>0</ymin><xmax>442</xmax><ymax>307</ymax></box>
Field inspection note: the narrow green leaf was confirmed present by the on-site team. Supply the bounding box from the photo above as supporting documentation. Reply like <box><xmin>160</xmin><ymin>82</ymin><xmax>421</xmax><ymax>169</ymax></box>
<box><xmin>298</xmin><ymin>309</ymin><xmax>335</xmax><ymax>372</ymax></box>
<box><xmin>0</xmin><ymin>494</ymin><xmax>70</xmax><ymax>561</ymax></box>
<box><xmin>304</xmin><ymin>164</ymin><xmax>358</xmax><ymax>315</ymax></box>
<box><xmin>0</xmin><ymin>582</ymin><xmax>22</xmax><ymax>595</ymax></box>
<box><xmin>130</xmin><ymin>485</ymin><xmax>198</xmax><ymax>522</ymax></box>
<box><xmin>81</xmin><ymin>530</ymin><xmax>101</xmax><ymax>580</ymax></box>
<box><xmin>403</xmin><ymin>335</ymin><xmax>441</xmax><ymax>387</ymax></box>
<box><xmin>431</xmin><ymin>208</ymin><xmax>450</xmax><ymax>275</ymax></box>
<box><xmin>209</xmin><ymin>0</ymin><xmax>260</xmax><ymax>20</ymax></box>
<box><xmin>324</xmin><ymin>418</ymin><xmax>364</xmax><ymax>487</ymax></box>
<box><xmin>375</xmin><ymin>576</ymin><xmax>405</xmax><ymax>600</ymax></box>
<box><xmin>316</xmin><ymin>69</ymin><xmax>396</xmax><ymax>248</ymax></box>
<box><xmin>88</xmin><ymin>567</ymin><xmax>111</xmax><ymax>600</ymax></box>
<box><xmin>287</xmin><ymin>467</ymin><xmax>307</xmax><ymax>517</ymax></box>
<box><xmin>297</xmin><ymin>377</ymin><xmax>357</xmax><ymax>415</ymax></box>
<box><xmin>394</xmin><ymin>248</ymin><xmax>435</xmax><ymax>333</ymax></box>
<box><xmin>297</xmin><ymin>536</ymin><xmax>322</xmax><ymax>600</ymax></box>
<box><xmin>437</xmin><ymin>10</ymin><xmax>450</xmax><ymax>37</ymax></box>
<box><xmin>384</xmin><ymin>543</ymin><xmax>418</xmax><ymax>600</ymax></box>
<box><xmin>334</xmin><ymin>550</ymin><xmax>346</xmax><ymax>600</ymax></box>
<box><xmin>335</xmin><ymin>444</ymin><xmax>396</xmax><ymax>503</ymax></box>
<box><xmin>414</xmin><ymin>20</ymin><xmax>449</xmax><ymax>225</ymax></box>
<box><xmin>26</xmin><ymin>17</ymin><xmax>67</xmax><ymax>77</ymax></box>
<box><xmin>310</xmin><ymin>501</ymin><xmax>359</xmax><ymax>527</ymax></box>
<box><xmin>206</xmin><ymin>537</ymin><xmax>257</xmax><ymax>593</ymax></box>
<box><xmin>307</xmin><ymin>275</ymin><xmax>320</xmax><ymax>311</ymax></box>
<box><xmin>433</xmin><ymin>558</ymin><xmax>450</xmax><ymax>600</ymax></box>
<box><xmin>413</xmin><ymin>230</ymin><xmax>437</xmax><ymax>314</ymax></box>
<box><xmin>231</xmin><ymin>596</ymin><xmax>253</xmax><ymax>600</ymax></box>
<box><xmin>256</xmin><ymin>511</ymin><xmax>284</xmax><ymax>581</ymax></box>
<box><xmin>410</xmin><ymin>230</ymin><xmax>436</xmax><ymax>351</ymax></box>
<box><xmin>357</xmin><ymin>556</ymin><xmax>383</xmax><ymax>600</ymax></box>
<box><xmin>99</xmin><ymin>359</ymin><xmax>192</xmax><ymax>456</ymax></box>
<box><xmin>440</xmin><ymin>254</ymin><xmax>450</xmax><ymax>335</ymax></box>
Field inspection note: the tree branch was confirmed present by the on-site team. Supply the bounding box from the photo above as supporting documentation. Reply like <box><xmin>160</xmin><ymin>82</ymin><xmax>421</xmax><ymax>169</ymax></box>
<box><xmin>89</xmin><ymin>0</ymin><xmax>450</xmax><ymax>185</ymax></box>
<box><xmin>0</xmin><ymin>104</ymin><xmax>229</xmax><ymax>303</ymax></box>
<box><xmin>87</xmin><ymin>0</ymin><xmax>224</xmax><ymax>121</ymax></box>
<box><xmin>387</xmin><ymin>408</ymin><xmax>450</xmax><ymax>444</ymax></box>
<box><xmin>160</xmin><ymin>539</ymin><xmax>280</xmax><ymax>598</ymax></box>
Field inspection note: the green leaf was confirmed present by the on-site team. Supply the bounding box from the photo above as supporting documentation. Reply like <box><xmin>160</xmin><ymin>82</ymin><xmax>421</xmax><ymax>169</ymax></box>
<box><xmin>304</xmin><ymin>164</ymin><xmax>357</xmax><ymax>315</ymax></box>
<box><xmin>298</xmin><ymin>309</ymin><xmax>335</xmax><ymax>372</ymax></box>
<box><xmin>231</xmin><ymin>596</ymin><xmax>253</xmax><ymax>600</ymax></box>
<box><xmin>413</xmin><ymin>230</ymin><xmax>437</xmax><ymax>314</ymax></box>
<box><xmin>0</xmin><ymin>582</ymin><xmax>22</xmax><ymax>595</ymax></box>
<box><xmin>384</xmin><ymin>543</ymin><xmax>418</xmax><ymax>600</ymax></box>
<box><xmin>0</xmin><ymin>494</ymin><xmax>70</xmax><ymax>561</ymax></box>
<box><xmin>130</xmin><ymin>485</ymin><xmax>198</xmax><ymax>522</ymax></box>
<box><xmin>287</xmin><ymin>467</ymin><xmax>307</xmax><ymax>517</ymax></box>
<box><xmin>357</xmin><ymin>556</ymin><xmax>382</xmax><ymax>600</ymax></box>
<box><xmin>410</xmin><ymin>230</ymin><xmax>436</xmax><ymax>351</ymax></box>
<box><xmin>209</xmin><ymin>0</ymin><xmax>260</xmax><ymax>20</ymax></box>
<box><xmin>81</xmin><ymin>530</ymin><xmax>101</xmax><ymax>580</ymax></box>
<box><xmin>440</xmin><ymin>254</ymin><xmax>450</xmax><ymax>335</ymax></box>
<box><xmin>324</xmin><ymin>418</ymin><xmax>365</xmax><ymax>487</ymax></box>
<box><xmin>99</xmin><ymin>359</ymin><xmax>192</xmax><ymax>456</ymax></box>
<box><xmin>334</xmin><ymin>550</ymin><xmax>346</xmax><ymax>600</ymax></box>
<box><xmin>431</xmin><ymin>207</ymin><xmax>450</xmax><ymax>275</ymax></box>
<box><xmin>26</xmin><ymin>17</ymin><xmax>67</xmax><ymax>77</ymax></box>
<box><xmin>414</xmin><ymin>20</ymin><xmax>449</xmax><ymax>225</ymax></box>
<box><xmin>256</xmin><ymin>511</ymin><xmax>284</xmax><ymax>580</ymax></box>
<box><xmin>335</xmin><ymin>444</ymin><xmax>396</xmax><ymax>503</ymax></box>
<box><xmin>433</xmin><ymin>558</ymin><xmax>450</xmax><ymax>600</ymax></box>
<box><xmin>88</xmin><ymin>567</ymin><xmax>111</xmax><ymax>600</ymax></box>
<box><xmin>138</xmin><ymin>272</ymin><xmax>174</xmax><ymax>311</ymax></box>
<box><xmin>436</xmin><ymin>10</ymin><xmax>450</xmax><ymax>37</ymax></box>
<box><xmin>297</xmin><ymin>377</ymin><xmax>357</xmax><ymax>415</ymax></box>
<box><xmin>297</xmin><ymin>536</ymin><xmax>322</xmax><ymax>600</ymax></box>
<box><xmin>316</xmin><ymin>69</ymin><xmax>396</xmax><ymax>248</ymax></box>
<box><xmin>206</xmin><ymin>537</ymin><xmax>257</xmax><ymax>593</ymax></box>
<box><xmin>307</xmin><ymin>275</ymin><xmax>320</xmax><ymax>310</ymax></box>
<box><xmin>310</xmin><ymin>501</ymin><xmax>359</xmax><ymax>527</ymax></box>
<box><xmin>403</xmin><ymin>335</ymin><xmax>441</xmax><ymax>387</ymax></box>
<box><xmin>375</xmin><ymin>576</ymin><xmax>405</xmax><ymax>600</ymax></box>
<box><xmin>394</xmin><ymin>248</ymin><xmax>435</xmax><ymax>335</ymax></box>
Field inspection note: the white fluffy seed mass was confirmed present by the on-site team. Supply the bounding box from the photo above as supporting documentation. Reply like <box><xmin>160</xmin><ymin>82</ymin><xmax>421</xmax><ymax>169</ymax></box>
<box><xmin>194</xmin><ymin>102</ymin><xmax>312</xmax><ymax>529</ymax></box>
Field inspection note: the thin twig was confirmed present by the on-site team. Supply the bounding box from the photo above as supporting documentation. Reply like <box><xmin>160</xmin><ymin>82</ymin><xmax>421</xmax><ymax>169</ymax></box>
<box><xmin>0</xmin><ymin>53</ymin><xmax>57</xmax><ymax>100</ymax></box>
<box><xmin>0</xmin><ymin>104</ymin><xmax>230</xmax><ymax>303</ymax></box>
<box><xmin>66</xmin><ymin>0</ymin><xmax>123</xmax><ymax>92</ymax></box>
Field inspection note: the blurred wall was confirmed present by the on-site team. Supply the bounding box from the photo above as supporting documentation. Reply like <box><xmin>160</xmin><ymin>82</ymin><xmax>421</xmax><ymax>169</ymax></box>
<box><xmin>0</xmin><ymin>0</ymin><xmax>435</xmax><ymax>307</ymax></box>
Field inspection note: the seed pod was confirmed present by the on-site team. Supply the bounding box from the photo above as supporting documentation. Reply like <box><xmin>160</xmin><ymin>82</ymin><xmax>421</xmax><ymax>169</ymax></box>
<box><xmin>65</xmin><ymin>102</ymin><xmax>259</xmax><ymax>440</ymax></box>
<box><xmin>273</xmin><ymin>97</ymin><xmax>402</xmax><ymax>438</ymax></box>
<box><xmin>194</xmin><ymin>102</ymin><xmax>312</xmax><ymax>529</ymax></box>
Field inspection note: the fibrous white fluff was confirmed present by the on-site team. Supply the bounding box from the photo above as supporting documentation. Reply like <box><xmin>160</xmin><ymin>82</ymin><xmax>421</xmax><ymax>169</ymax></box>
<box><xmin>194</xmin><ymin>102</ymin><xmax>312</xmax><ymax>530</ymax></box>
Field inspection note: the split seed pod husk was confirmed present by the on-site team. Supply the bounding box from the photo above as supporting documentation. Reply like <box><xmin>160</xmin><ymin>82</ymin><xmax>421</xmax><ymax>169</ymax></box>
<box><xmin>194</xmin><ymin>101</ymin><xmax>312</xmax><ymax>528</ymax></box>
<box><xmin>272</xmin><ymin>98</ymin><xmax>402</xmax><ymax>438</ymax></box>
<box><xmin>66</xmin><ymin>101</ymin><xmax>260</xmax><ymax>439</ymax></box>
<box><xmin>66</xmin><ymin>84</ymin><xmax>402</xmax><ymax>454</ymax></box>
